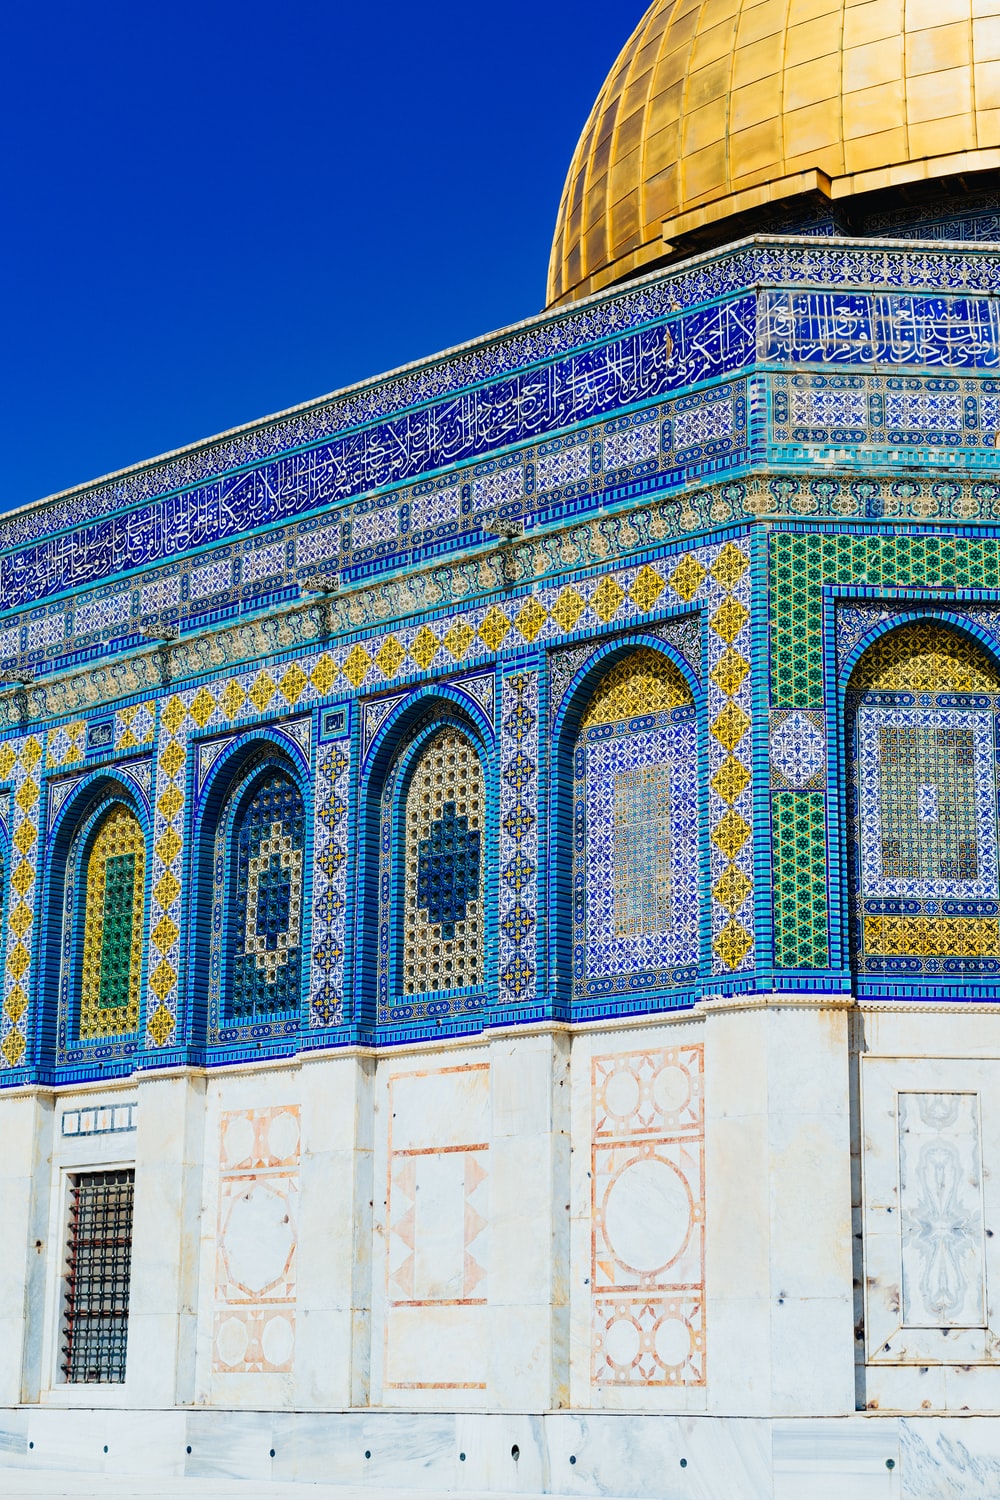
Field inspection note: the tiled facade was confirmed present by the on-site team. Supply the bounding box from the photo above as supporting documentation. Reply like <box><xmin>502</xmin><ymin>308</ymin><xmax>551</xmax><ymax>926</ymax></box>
<box><xmin>9</xmin><ymin>222</ymin><xmax>1000</xmax><ymax>1496</ymax></box>
<box><xmin>4</xmin><ymin>237</ymin><xmax>1000</xmax><ymax>1079</ymax></box>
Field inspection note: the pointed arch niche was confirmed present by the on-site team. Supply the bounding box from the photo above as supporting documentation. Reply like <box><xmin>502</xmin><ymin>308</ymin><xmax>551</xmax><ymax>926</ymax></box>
<box><xmin>196</xmin><ymin>745</ymin><xmax>307</xmax><ymax>1048</ymax></box>
<box><xmin>846</xmin><ymin>620</ymin><xmax>1000</xmax><ymax>992</ymax></box>
<box><xmin>564</xmin><ymin>645</ymin><xmax>701</xmax><ymax>1005</ymax></box>
<box><xmin>49</xmin><ymin>783</ymin><xmax>149</xmax><ymax>1066</ymax></box>
<box><xmin>375</xmin><ymin>714</ymin><xmax>489</xmax><ymax>1028</ymax></box>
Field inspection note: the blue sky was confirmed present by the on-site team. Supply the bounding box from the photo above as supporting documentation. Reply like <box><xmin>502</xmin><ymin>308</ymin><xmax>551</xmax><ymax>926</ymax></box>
<box><xmin>1</xmin><ymin>1</ymin><xmax>648</xmax><ymax>509</ymax></box>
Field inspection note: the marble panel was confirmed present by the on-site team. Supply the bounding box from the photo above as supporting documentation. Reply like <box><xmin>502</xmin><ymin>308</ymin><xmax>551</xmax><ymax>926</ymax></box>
<box><xmin>862</xmin><ymin>1057</ymin><xmax>1000</xmax><ymax>1386</ymax></box>
<box><xmin>772</xmin><ymin>1419</ymin><xmax>899</xmax><ymax>1500</ymax></box>
<box><xmin>380</xmin><ymin>1062</ymin><xmax>491</xmax><ymax>1400</ymax></box>
<box><xmin>589</xmin><ymin>1044</ymin><xmax>705</xmax><ymax>1392</ymax></box>
<box><xmin>212</xmin><ymin>1105</ymin><xmax>300</xmax><ymax>1378</ymax></box>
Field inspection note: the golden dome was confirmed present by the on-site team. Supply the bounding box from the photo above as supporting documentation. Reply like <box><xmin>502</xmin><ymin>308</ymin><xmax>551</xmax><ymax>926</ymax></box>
<box><xmin>548</xmin><ymin>0</ymin><xmax>1000</xmax><ymax>306</ymax></box>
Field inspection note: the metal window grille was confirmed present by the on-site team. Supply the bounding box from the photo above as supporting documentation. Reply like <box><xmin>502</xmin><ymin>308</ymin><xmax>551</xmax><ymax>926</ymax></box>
<box><xmin>61</xmin><ymin>1169</ymin><xmax>134</xmax><ymax>1384</ymax></box>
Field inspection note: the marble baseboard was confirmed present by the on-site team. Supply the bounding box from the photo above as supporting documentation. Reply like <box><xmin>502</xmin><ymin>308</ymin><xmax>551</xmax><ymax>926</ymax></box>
<box><xmin>1</xmin><ymin>1409</ymin><xmax>999</xmax><ymax>1498</ymax></box>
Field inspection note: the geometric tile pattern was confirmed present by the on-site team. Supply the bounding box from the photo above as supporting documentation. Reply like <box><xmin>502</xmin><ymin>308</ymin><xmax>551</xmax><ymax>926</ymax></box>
<box><xmin>770</xmin><ymin>710</ymin><xmax>826</xmax><ymax>790</ymax></box>
<box><xmin>228</xmin><ymin>774</ymin><xmax>305</xmax><ymax>1018</ymax></box>
<box><xmin>772</xmin><ymin>792</ymin><xmax>830</xmax><ymax>971</ymax></box>
<box><xmin>573</xmin><ymin>651</ymin><xmax>699</xmax><ymax>998</ymax></box>
<box><xmin>849</xmin><ymin>623</ymin><xmax>1000</xmax><ymax>980</ymax></box>
<box><xmin>0</xmin><ymin>529</ymin><xmax>759</xmax><ymax>1068</ymax></box>
<box><xmin>401</xmin><ymin>729</ymin><xmax>484</xmax><ymax>996</ymax></box>
<box><xmin>771</xmin><ymin>532</ymin><xmax>1000</xmax><ymax>707</ymax></box>
<box><xmin>310</xmin><ymin>740</ymin><xmax>350</xmax><ymax>1029</ymax></box>
<box><xmin>78</xmin><ymin>805</ymin><xmax>145</xmax><ymax>1040</ymax></box>
<box><xmin>0</xmin><ymin>735</ymin><xmax>41</xmax><ymax>1069</ymax></box>
<box><xmin>213</xmin><ymin>1106</ymin><xmax>300</xmax><ymax>1376</ymax></box>
<box><xmin>114</xmin><ymin>701</ymin><xmax>155</xmax><ymax>751</ymax></box>
<box><xmin>498</xmin><ymin>671</ymin><xmax>538</xmax><ymax>1010</ymax></box>
<box><xmin>591</xmin><ymin>1045</ymin><xmax>705</xmax><ymax>1387</ymax></box>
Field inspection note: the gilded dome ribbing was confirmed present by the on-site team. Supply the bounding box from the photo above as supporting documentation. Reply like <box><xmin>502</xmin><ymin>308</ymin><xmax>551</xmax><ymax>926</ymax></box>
<box><xmin>548</xmin><ymin>0</ymin><xmax>1000</xmax><ymax>306</ymax></box>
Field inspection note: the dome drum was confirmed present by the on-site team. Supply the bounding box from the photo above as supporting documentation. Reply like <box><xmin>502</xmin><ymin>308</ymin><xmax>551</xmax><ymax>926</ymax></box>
<box><xmin>548</xmin><ymin>0</ymin><xmax>1000</xmax><ymax>307</ymax></box>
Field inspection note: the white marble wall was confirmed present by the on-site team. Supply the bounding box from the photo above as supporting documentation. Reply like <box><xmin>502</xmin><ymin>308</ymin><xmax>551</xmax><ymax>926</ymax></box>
<box><xmin>858</xmin><ymin>1009</ymin><xmax>1000</xmax><ymax>1413</ymax></box>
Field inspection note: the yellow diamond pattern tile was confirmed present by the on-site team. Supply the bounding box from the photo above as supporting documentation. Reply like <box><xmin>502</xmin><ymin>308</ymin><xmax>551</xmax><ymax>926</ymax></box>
<box><xmin>310</xmin><ymin>654</ymin><xmax>337</xmax><ymax>694</ymax></box>
<box><xmin>710</xmin><ymin>543</ymin><xmax>750</xmax><ymax>591</ymax></box>
<box><xmin>629</xmin><ymin>565</ymin><xmax>666</xmax><ymax>611</ymax></box>
<box><xmin>20</xmin><ymin>739</ymin><xmax>41</xmax><ymax>771</ymax></box>
<box><xmin>11</xmin><ymin>862</ymin><xmax>33</xmax><ymax>896</ymax></box>
<box><xmin>478</xmin><ymin>607</ymin><xmax>511</xmax><ymax>652</ymax></box>
<box><xmin>7</xmin><ymin>944</ymin><xmax>29</xmax><ymax>981</ymax></box>
<box><xmin>711</xmin><ymin>649</ymin><xmax>750</xmax><ymax>697</ymax></box>
<box><xmin>159</xmin><ymin>741</ymin><xmax>185</xmax><ymax>779</ymax></box>
<box><xmin>149</xmin><ymin>962</ymin><xmax>177</xmax><ymax>1001</ymax></box>
<box><xmin>151</xmin><ymin>915</ymin><xmax>179</xmax><ymax>954</ymax></box>
<box><xmin>8</xmin><ymin>904</ymin><xmax>31</xmax><ymax>938</ymax></box>
<box><xmin>714</xmin><ymin>920</ymin><xmax>753</xmax><ymax>970</ymax></box>
<box><xmin>711</xmin><ymin>756</ymin><xmax>752</xmax><ymax>805</ymax></box>
<box><xmin>713</xmin><ymin>865</ymin><xmax>752</xmax><ymax>914</ymax></box>
<box><xmin>189</xmin><ymin>687</ymin><xmax>216</xmax><ymax>727</ymax></box>
<box><xmin>15</xmin><ymin>780</ymin><xmax>38</xmax><ymax>813</ymax></box>
<box><xmin>342</xmin><ymin>645</ymin><xmax>372</xmax><ymax>688</ymax></box>
<box><xmin>443</xmin><ymin>623</ymin><xmax>475</xmax><ymax>661</ymax></box>
<box><xmin>249</xmin><ymin>672</ymin><xmax>277</xmax><ymax>711</ymax></box>
<box><xmin>279</xmin><ymin>663</ymin><xmax>308</xmax><ymax>705</ymax></box>
<box><xmin>710</xmin><ymin>597</ymin><xmax>749</xmax><ymax>644</ymax></box>
<box><xmin>157</xmin><ymin>785</ymin><xmax>184</xmax><ymax>822</ymax></box>
<box><xmin>0</xmin><ymin>746</ymin><xmax>16</xmax><ymax>779</ymax></box>
<box><xmin>376</xmin><ymin>637</ymin><xmax>406</xmax><ymax>678</ymax></box>
<box><xmin>670</xmin><ymin>555</ymin><xmax>706</xmax><ymax>602</ymax></box>
<box><xmin>220</xmin><ymin>680</ymin><xmax>247</xmax><ymax>719</ymax></box>
<box><xmin>1</xmin><ymin>1032</ymin><xmax>24</xmax><ymax>1067</ymax></box>
<box><xmin>13</xmin><ymin>823</ymin><xmax>36</xmax><ymax>856</ymax></box>
<box><xmin>147</xmin><ymin>1005</ymin><xmax>175</xmax><ymax>1046</ymax></box>
<box><xmin>712</xmin><ymin>810</ymin><xmax>751</xmax><ymax>858</ymax></box>
<box><xmin>156</xmin><ymin>829</ymin><xmax>182</xmax><ymax>865</ymax></box>
<box><xmin>4</xmin><ymin>986</ymin><xmax>27</xmax><ymax>1025</ymax></box>
<box><xmin>591</xmin><ymin>575</ymin><xmax>625</xmax><ymax>623</ymax></box>
<box><xmin>515</xmin><ymin>598</ymin><xmax>548</xmax><ymax>643</ymax></box>
<box><xmin>153</xmin><ymin>871</ymin><xmax>181</xmax><ymax>910</ymax></box>
<box><xmin>162</xmin><ymin>697</ymin><xmax>186</xmax><ymax>735</ymax></box>
<box><xmin>410</xmin><ymin>627</ymin><xmax>440</xmax><ymax>670</ymax></box>
<box><xmin>551</xmin><ymin>587</ymin><xmax>585</xmax><ymax>631</ymax></box>
<box><xmin>711</xmin><ymin>703</ymin><xmax>751</xmax><ymax>751</ymax></box>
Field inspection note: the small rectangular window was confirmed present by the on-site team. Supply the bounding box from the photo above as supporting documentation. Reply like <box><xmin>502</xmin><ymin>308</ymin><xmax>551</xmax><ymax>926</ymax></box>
<box><xmin>61</xmin><ymin>1169</ymin><xmax>134</xmax><ymax>1384</ymax></box>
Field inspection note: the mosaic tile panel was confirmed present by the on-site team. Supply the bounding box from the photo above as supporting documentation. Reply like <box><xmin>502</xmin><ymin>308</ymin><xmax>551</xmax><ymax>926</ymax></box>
<box><xmin>849</xmin><ymin>626</ymin><xmax>1000</xmax><ymax>981</ymax></box>
<box><xmin>573</xmin><ymin>651</ymin><xmax>699</xmax><ymax>998</ymax></box>
<box><xmin>772</xmin><ymin>792</ymin><xmax>830</xmax><ymax>971</ymax></box>
<box><xmin>498</xmin><ymin>671</ymin><xmax>538</xmax><ymax>1010</ymax></box>
<box><xmin>401</xmin><ymin>729</ymin><xmax>484</xmax><ymax>997</ymax></box>
<box><xmin>770</xmin><ymin>710</ymin><xmax>826</xmax><ymax>791</ymax></box>
<box><xmin>591</xmin><ymin>1045</ymin><xmax>705</xmax><ymax>1388</ymax></box>
<box><xmin>228</xmin><ymin>774</ymin><xmax>305</xmax><ymax>1018</ymax></box>
<box><xmin>79</xmin><ymin>805</ymin><xmax>145</xmax><ymax>1040</ymax></box>
<box><xmin>0</xmin><ymin>302</ymin><xmax>755</xmax><ymax>621</ymax></box>
<box><xmin>771</xmin><ymin>532</ymin><xmax>1000</xmax><ymax>707</ymax></box>
<box><xmin>0</xmin><ymin>526</ymin><xmax>760</xmax><ymax>1071</ymax></box>
<box><xmin>0</xmin><ymin>735</ymin><xmax>41</xmax><ymax>1068</ymax></box>
<box><xmin>310</xmin><ymin>738</ymin><xmax>349</xmax><ymax>1029</ymax></box>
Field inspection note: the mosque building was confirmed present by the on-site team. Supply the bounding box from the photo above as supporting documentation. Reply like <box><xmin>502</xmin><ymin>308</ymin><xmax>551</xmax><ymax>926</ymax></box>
<box><xmin>5</xmin><ymin>0</ymin><xmax>1000</xmax><ymax>1493</ymax></box>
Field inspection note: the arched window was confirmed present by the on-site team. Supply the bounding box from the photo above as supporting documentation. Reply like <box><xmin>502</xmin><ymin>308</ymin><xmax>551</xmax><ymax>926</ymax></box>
<box><xmin>378</xmin><ymin>723</ymin><xmax>486</xmax><ymax>1017</ymax></box>
<box><xmin>571</xmin><ymin>647</ymin><xmax>699</xmax><ymax>1000</ymax></box>
<box><xmin>76</xmin><ymin>803</ymin><xmax>146</xmax><ymax>1040</ymax></box>
<box><xmin>213</xmin><ymin>768</ymin><xmax>306</xmax><ymax>1022</ymax></box>
<box><xmin>846</xmin><ymin>621</ymin><xmax>1000</xmax><ymax>988</ymax></box>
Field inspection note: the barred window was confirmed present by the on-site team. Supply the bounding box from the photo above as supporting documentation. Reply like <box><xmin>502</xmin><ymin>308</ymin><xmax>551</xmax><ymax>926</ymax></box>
<box><xmin>62</xmin><ymin>1170</ymin><xmax>134</xmax><ymax>1384</ymax></box>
